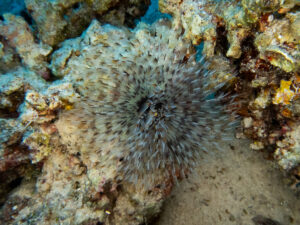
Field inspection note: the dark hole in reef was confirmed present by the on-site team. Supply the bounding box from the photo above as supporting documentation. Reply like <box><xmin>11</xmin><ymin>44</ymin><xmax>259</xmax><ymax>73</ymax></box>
<box><xmin>0</xmin><ymin>110</ymin><xmax>19</xmax><ymax>119</ymax></box>
<box><xmin>273</xmin><ymin>12</ymin><xmax>284</xmax><ymax>20</ymax></box>
<box><xmin>74</xmin><ymin>181</ymin><xmax>80</xmax><ymax>189</ymax></box>
<box><xmin>292</xmin><ymin>5</ymin><xmax>300</xmax><ymax>13</ymax></box>
<box><xmin>41</xmin><ymin>68</ymin><xmax>57</xmax><ymax>82</ymax></box>
<box><xmin>0</xmin><ymin>90</ymin><xmax>26</xmax><ymax>118</ymax></box>
<box><xmin>0</xmin><ymin>15</ymin><xmax>4</xmax><ymax>21</ymax></box>
<box><xmin>214</xmin><ymin>25</ymin><xmax>229</xmax><ymax>56</ymax></box>
<box><xmin>278</xmin><ymin>136</ymin><xmax>284</xmax><ymax>141</ymax></box>
<box><xmin>137</xmin><ymin>96</ymin><xmax>149</xmax><ymax>113</ymax></box>
<box><xmin>126</xmin><ymin>0</ymin><xmax>151</xmax><ymax>28</ymax></box>
<box><xmin>98</xmin><ymin>0</ymin><xmax>151</xmax><ymax>29</ymax></box>
<box><xmin>20</xmin><ymin>10</ymin><xmax>33</xmax><ymax>25</ymax></box>
<box><xmin>72</xmin><ymin>2</ymin><xmax>81</xmax><ymax>10</ymax></box>
<box><xmin>234</xmin><ymin>35</ymin><xmax>258</xmax><ymax>81</ymax></box>
<box><xmin>268</xmin><ymin>107</ymin><xmax>280</xmax><ymax>128</ymax></box>
<box><xmin>240</xmin><ymin>36</ymin><xmax>259</xmax><ymax>59</ymax></box>
<box><xmin>8</xmin><ymin>177</ymin><xmax>23</xmax><ymax>191</ymax></box>
<box><xmin>96</xmin><ymin>222</ymin><xmax>104</xmax><ymax>225</ymax></box>
<box><xmin>0</xmin><ymin>92</ymin><xmax>25</xmax><ymax>119</ymax></box>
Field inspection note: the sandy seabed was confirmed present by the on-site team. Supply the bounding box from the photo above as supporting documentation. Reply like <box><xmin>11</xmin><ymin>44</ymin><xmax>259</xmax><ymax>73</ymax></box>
<box><xmin>154</xmin><ymin>132</ymin><xmax>300</xmax><ymax>225</ymax></box>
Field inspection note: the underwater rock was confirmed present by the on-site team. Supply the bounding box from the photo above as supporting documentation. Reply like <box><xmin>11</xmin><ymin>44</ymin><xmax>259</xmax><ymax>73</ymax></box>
<box><xmin>0</xmin><ymin>118</ymin><xmax>37</xmax><ymax>207</ymax></box>
<box><xmin>242</xmin><ymin>0</ymin><xmax>298</xmax><ymax>23</ymax></box>
<box><xmin>0</xmin><ymin>68</ymin><xmax>48</xmax><ymax>118</ymax></box>
<box><xmin>25</xmin><ymin>0</ymin><xmax>150</xmax><ymax>46</ymax></box>
<box><xmin>159</xmin><ymin>0</ymin><xmax>300</xmax><ymax>62</ymax></box>
<box><xmin>0</xmin><ymin>119</ymin><xmax>24</xmax><ymax>151</ymax></box>
<box><xmin>158</xmin><ymin>0</ymin><xmax>251</xmax><ymax>58</ymax></box>
<box><xmin>275</xmin><ymin>122</ymin><xmax>300</xmax><ymax>170</ymax></box>
<box><xmin>0</xmin><ymin>39</ymin><xmax>21</xmax><ymax>74</ymax></box>
<box><xmin>20</xmin><ymin>82</ymin><xmax>79</xmax><ymax>124</ymax></box>
<box><xmin>0</xmin><ymin>72</ymin><xmax>24</xmax><ymax>115</ymax></box>
<box><xmin>159</xmin><ymin>0</ymin><xmax>300</xmax><ymax>176</ymax></box>
<box><xmin>0</xmin><ymin>14</ymin><xmax>52</xmax><ymax>77</ymax></box>
<box><xmin>0</xmin><ymin>67</ymin><xmax>48</xmax><ymax>199</ymax></box>
<box><xmin>0</xmin><ymin>66</ymin><xmax>79</xmax><ymax>209</ymax></box>
<box><xmin>19</xmin><ymin>82</ymin><xmax>79</xmax><ymax>163</ymax></box>
<box><xmin>159</xmin><ymin>0</ymin><xmax>217</xmax><ymax>56</ymax></box>
<box><xmin>255</xmin><ymin>12</ymin><xmax>300</xmax><ymax>73</ymax></box>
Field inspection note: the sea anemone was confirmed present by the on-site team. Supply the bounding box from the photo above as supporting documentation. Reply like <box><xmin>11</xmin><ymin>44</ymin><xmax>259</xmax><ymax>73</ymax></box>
<box><xmin>59</xmin><ymin>20</ymin><xmax>234</xmax><ymax>189</ymax></box>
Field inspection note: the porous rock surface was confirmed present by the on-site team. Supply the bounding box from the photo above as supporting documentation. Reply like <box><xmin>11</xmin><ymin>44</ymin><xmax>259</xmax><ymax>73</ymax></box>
<box><xmin>25</xmin><ymin>0</ymin><xmax>151</xmax><ymax>46</ymax></box>
<box><xmin>158</xmin><ymin>0</ymin><xmax>300</xmax><ymax>183</ymax></box>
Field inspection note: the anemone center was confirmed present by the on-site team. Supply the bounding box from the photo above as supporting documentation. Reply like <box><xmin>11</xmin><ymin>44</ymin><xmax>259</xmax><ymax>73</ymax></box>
<box><xmin>137</xmin><ymin>96</ymin><xmax>164</xmax><ymax>114</ymax></box>
<box><xmin>136</xmin><ymin>94</ymin><xmax>166</xmax><ymax>129</ymax></box>
<box><xmin>154</xmin><ymin>102</ymin><xmax>163</xmax><ymax>110</ymax></box>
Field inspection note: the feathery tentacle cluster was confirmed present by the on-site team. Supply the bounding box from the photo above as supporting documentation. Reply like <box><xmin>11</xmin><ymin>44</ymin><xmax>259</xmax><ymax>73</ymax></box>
<box><xmin>60</xmin><ymin>21</ymin><xmax>233</xmax><ymax>189</ymax></box>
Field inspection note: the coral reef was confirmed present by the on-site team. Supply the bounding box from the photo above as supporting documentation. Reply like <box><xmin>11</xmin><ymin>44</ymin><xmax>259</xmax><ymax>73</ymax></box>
<box><xmin>1</xmin><ymin>0</ymin><xmax>300</xmax><ymax>224</ymax></box>
<box><xmin>0</xmin><ymin>12</ymin><xmax>234</xmax><ymax>222</ymax></box>
<box><xmin>275</xmin><ymin>122</ymin><xmax>300</xmax><ymax>170</ymax></box>
<box><xmin>0</xmin><ymin>66</ymin><xmax>79</xmax><ymax>207</ymax></box>
<box><xmin>0</xmin><ymin>118</ymin><xmax>30</xmax><ymax>206</ymax></box>
<box><xmin>1</xmin><ymin>1</ymin><xmax>181</xmax><ymax>223</ymax></box>
<box><xmin>254</xmin><ymin>12</ymin><xmax>300</xmax><ymax>73</ymax></box>
<box><xmin>25</xmin><ymin>0</ymin><xmax>150</xmax><ymax>46</ymax></box>
<box><xmin>158</xmin><ymin>0</ymin><xmax>300</xmax><ymax>184</ymax></box>
<box><xmin>160</xmin><ymin>0</ymin><xmax>217</xmax><ymax>56</ymax></box>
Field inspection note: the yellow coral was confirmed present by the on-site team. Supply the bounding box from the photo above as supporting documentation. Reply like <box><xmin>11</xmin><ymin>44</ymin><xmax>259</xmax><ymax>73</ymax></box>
<box><xmin>65</xmin><ymin>105</ymin><xmax>73</xmax><ymax>110</ymax></box>
<box><xmin>273</xmin><ymin>80</ymin><xmax>295</xmax><ymax>105</ymax></box>
<box><xmin>281</xmin><ymin>108</ymin><xmax>292</xmax><ymax>118</ymax></box>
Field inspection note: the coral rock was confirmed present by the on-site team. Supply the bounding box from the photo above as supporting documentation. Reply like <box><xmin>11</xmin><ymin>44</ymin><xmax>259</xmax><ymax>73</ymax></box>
<box><xmin>255</xmin><ymin>12</ymin><xmax>300</xmax><ymax>73</ymax></box>
<box><xmin>0</xmin><ymin>14</ymin><xmax>52</xmax><ymax>76</ymax></box>
<box><xmin>25</xmin><ymin>0</ymin><xmax>150</xmax><ymax>46</ymax></box>
<box><xmin>275</xmin><ymin>123</ymin><xmax>300</xmax><ymax>169</ymax></box>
